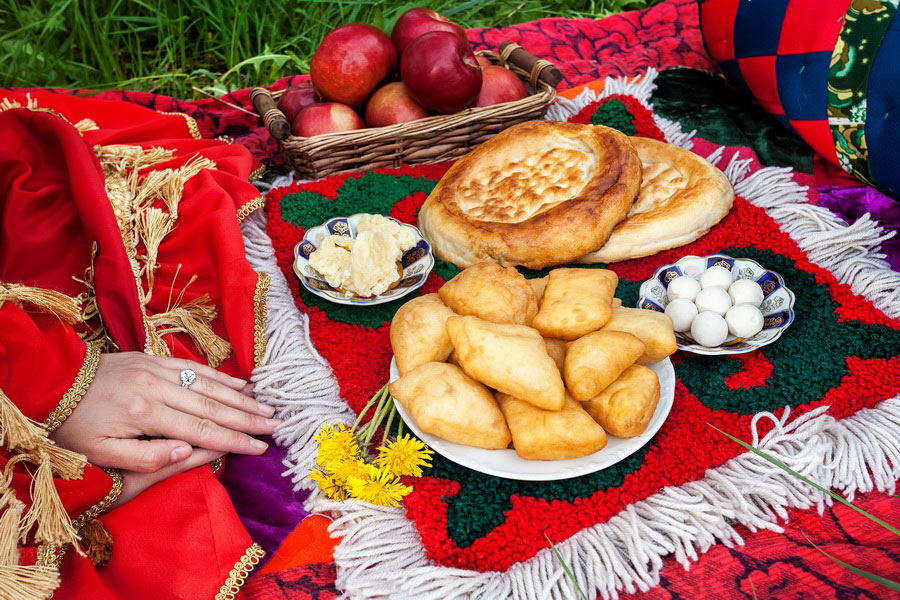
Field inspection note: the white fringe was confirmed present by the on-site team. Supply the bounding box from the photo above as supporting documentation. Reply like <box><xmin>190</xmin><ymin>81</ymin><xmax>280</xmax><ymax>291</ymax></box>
<box><xmin>242</xmin><ymin>71</ymin><xmax>900</xmax><ymax>599</ymax></box>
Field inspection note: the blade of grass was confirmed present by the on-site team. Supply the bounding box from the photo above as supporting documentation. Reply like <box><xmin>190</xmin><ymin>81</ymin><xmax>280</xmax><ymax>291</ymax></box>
<box><xmin>800</xmin><ymin>531</ymin><xmax>900</xmax><ymax>591</ymax></box>
<box><xmin>707</xmin><ymin>423</ymin><xmax>900</xmax><ymax>537</ymax></box>
<box><xmin>748</xmin><ymin>574</ymin><xmax>757</xmax><ymax>600</ymax></box>
<box><xmin>544</xmin><ymin>533</ymin><xmax>588</xmax><ymax>600</ymax></box>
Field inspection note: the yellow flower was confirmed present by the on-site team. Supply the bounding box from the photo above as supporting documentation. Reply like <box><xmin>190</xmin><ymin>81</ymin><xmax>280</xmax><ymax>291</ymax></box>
<box><xmin>309</xmin><ymin>469</ymin><xmax>349</xmax><ymax>501</ymax></box>
<box><xmin>373</xmin><ymin>434</ymin><xmax>434</xmax><ymax>478</ymax></box>
<box><xmin>314</xmin><ymin>423</ymin><xmax>361</xmax><ymax>469</ymax></box>
<box><xmin>329</xmin><ymin>455</ymin><xmax>370</xmax><ymax>487</ymax></box>
<box><xmin>346</xmin><ymin>465</ymin><xmax>412</xmax><ymax>507</ymax></box>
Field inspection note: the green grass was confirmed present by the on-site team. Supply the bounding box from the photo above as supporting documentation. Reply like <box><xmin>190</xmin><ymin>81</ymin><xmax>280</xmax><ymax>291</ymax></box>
<box><xmin>0</xmin><ymin>0</ymin><xmax>655</xmax><ymax>98</ymax></box>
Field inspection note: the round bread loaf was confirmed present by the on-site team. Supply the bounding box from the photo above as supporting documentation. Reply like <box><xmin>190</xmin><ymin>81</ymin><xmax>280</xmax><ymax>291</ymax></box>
<box><xmin>418</xmin><ymin>121</ymin><xmax>642</xmax><ymax>269</ymax></box>
<box><xmin>578</xmin><ymin>137</ymin><xmax>734</xmax><ymax>264</ymax></box>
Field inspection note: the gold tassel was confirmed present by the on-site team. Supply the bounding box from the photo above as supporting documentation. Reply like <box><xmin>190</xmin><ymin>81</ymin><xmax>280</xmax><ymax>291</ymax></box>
<box><xmin>20</xmin><ymin>460</ymin><xmax>79</xmax><ymax>547</ymax></box>
<box><xmin>77</xmin><ymin>519</ymin><xmax>113</xmax><ymax>568</ymax></box>
<box><xmin>0</xmin><ymin>284</ymin><xmax>82</xmax><ymax>325</ymax></box>
<box><xmin>0</xmin><ymin>565</ymin><xmax>59</xmax><ymax>599</ymax></box>
<box><xmin>136</xmin><ymin>207</ymin><xmax>174</xmax><ymax>296</ymax></box>
<box><xmin>0</xmin><ymin>490</ymin><xmax>25</xmax><ymax>567</ymax></box>
<box><xmin>35</xmin><ymin>443</ymin><xmax>86</xmax><ymax>482</ymax></box>
<box><xmin>134</xmin><ymin>154</ymin><xmax>215</xmax><ymax>218</ymax></box>
<box><xmin>0</xmin><ymin>392</ymin><xmax>46</xmax><ymax>454</ymax></box>
<box><xmin>73</xmin><ymin>118</ymin><xmax>98</xmax><ymax>133</ymax></box>
<box><xmin>148</xmin><ymin>294</ymin><xmax>232</xmax><ymax>367</ymax></box>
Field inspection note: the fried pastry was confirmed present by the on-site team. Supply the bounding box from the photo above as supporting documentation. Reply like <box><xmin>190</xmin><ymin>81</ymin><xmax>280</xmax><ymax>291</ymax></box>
<box><xmin>600</xmin><ymin>307</ymin><xmax>677</xmax><ymax>364</ymax></box>
<box><xmin>390</xmin><ymin>293</ymin><xmax>457</xmax><ymax>375</ymax></box>
<box><xmin>579</xmin><ymin>137</ymin><xmax>734</xmax><ymax>264</ymax></box>
<box><xmin>529</xmin><ymin>276</ymin><xmax>548</xmax><ymax>305</ymax></box>
<box><xmin>584</xmin><ymin>364</ymin><xmax>660</xmax><ymax>438</ymax></box>
<box><xmin>531</xmin><ymin>268</ymin><xmax>618</xmax><ymax>340</ymax></box>
<box><xmin>564</xmin><ymin>330</ymin><xmax>645</xmax><ymax>401</ymax></box>
<box><xmin>543</xmin><ymin>337</ymin><xmax>568</xmax><ymax>372</ymax></box>
<box><xmin>438</xmin><ymin>261</ymin><xmax>538</xmax><ymax>325</ymax></box>
<box><xmin>498</xmin><ymin>392</ymin><xmax>607</xmax><ymax>460</ymax></box>
<box><xmin>418</xmin><ymin>121</ymin><xmax>642</xmax><ymax>269</ymax></box>
<box><xmin>389</xmin><ymin>362</ymin><xmax>511</xmax><ymax>450</ymax></box>
<box><xmin>446</xmin><ymin>315</ymin><xmax>565</xmax><ymax>410</ymax></box>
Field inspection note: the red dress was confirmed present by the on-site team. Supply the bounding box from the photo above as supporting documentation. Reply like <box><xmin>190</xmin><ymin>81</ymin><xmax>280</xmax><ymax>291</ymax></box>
<box><xmin>0</xmin><ymin>91</ymin><xmax>268</xmax><ymax>598</ymax></box>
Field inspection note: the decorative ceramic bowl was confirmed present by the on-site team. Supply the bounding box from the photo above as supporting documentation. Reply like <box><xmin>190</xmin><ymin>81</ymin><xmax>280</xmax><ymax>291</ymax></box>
<box><xmin>293</xmin><ymin>214</ymin><xmax>433</xmax><ymax>306</ymax></box>
<box><xmin>637</xmin><ymin>254</ymin><xmax>796</xmax><ymax>355</ymax></box>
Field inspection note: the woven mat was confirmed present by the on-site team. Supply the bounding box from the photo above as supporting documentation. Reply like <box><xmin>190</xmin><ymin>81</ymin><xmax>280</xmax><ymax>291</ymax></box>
<box><xmin>250</xmin><ymin>72</ymin><xmax>900</xmax><ymax>599</ymax></box>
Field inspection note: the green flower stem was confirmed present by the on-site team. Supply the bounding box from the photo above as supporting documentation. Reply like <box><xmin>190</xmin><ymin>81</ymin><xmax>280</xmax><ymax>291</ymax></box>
<box><xmin>361</xmin><ymin>389</ymin><xmax>393</xmax><ymax>450</ymax></box>
<box><xmin>352</xmin><ymin>384</ymin><xmax>387</xmax><ymax>432</ymax></box>
<box><xmin>381</xmin><ymin>403</ymin><xmax>397</xmax><ymax>446</ymax></box>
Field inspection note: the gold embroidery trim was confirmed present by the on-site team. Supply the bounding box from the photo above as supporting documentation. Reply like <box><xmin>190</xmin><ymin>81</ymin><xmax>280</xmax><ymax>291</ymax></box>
<box><xmin>157</xmin><ymin>110</ymin><xmax>202</xmax><ymax>139</ymax></box>
<box><xmin>73</xmin><ymin>468</ymin><xmax>124</xmax><ymax>530</ymax></box>
<box><xmin>215</xmin><ymin>543</ymin><xmax>265</xmax><ymax>600</ymax></box>
<box><xmin>237</xmin><ymin>196</ymin><xmax>265</xmax><ymax>222</ymax></box>
<box><xmin>253</xmin><ymin>272</ymin><xmax>270</xmax><ymax>369</ymax></box>
<box><xmin>42</xmin><ymin>342</ymin><xmax>102</xmax><ymax>434</ymax></box>
<box><xmin>248</xmin><ymin>164</ymin><xmax>265</xmax><ymax>182</ymax></box>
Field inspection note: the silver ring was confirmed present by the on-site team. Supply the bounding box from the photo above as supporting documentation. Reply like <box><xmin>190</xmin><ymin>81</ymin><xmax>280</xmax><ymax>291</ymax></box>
<box><xmin>180</xmin><ymin>369</ymin><xmax>197</xmax><ymax>388</ymax></box>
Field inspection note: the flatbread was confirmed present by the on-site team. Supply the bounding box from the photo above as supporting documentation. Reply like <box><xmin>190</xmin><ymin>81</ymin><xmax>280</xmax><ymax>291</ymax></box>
<box><xmin>578</xmin><ymin>137</ymin><xmax>733</xmax><ymax>264</ymax></box>
<box><xmin>418</xmin><ymin>121</ymin><xmax>642</xmax><ymax>269</ymax></box>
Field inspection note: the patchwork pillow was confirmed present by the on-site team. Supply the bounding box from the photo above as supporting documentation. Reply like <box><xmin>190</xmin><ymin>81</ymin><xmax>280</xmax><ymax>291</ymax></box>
<box><xmin>699</xmin><ymin>0</ymin><xmax>900</xmax><ymax>197</ymax></box>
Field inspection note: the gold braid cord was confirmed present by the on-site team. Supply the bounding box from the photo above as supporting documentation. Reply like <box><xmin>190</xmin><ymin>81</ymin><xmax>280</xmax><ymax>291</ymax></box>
<box><xmin>247</xmin><ymin>165</ymin><xmax>265</xmax><ymax>182</ymax></box>
<box><xmin>215</xmin><ymin>543</ymin><xmax>265</xmax><ymax>600</ymax></box>
<box><xmin>95</xmin><ymin>144</ymin><xmax>233</xmax><ymax>367</ymax></box>
<box><xmin>236</xmin><ymin>196</ymin><xmax>265</xmax><ymax>222</ymax></box>
<box><xmin>253</xmin><ymin>272</ymin><xmax>270</xmax><ymax>369</ymax></box>
<box><xmin>42</xmin><ymin>343</ymin><xmax>101</xmax><ymax>435</ymax></box>
<box><xmin>156</xmin><ymin>110</ymin><xmax>202</xmax><ymax>139</ymax></box>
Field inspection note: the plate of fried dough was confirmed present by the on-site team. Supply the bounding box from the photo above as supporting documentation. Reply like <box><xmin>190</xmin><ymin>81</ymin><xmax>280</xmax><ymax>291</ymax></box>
<box><xmin>388</xmin><ymin>262</ymin><xmax>677</xmax><ymax>481</ymax></box>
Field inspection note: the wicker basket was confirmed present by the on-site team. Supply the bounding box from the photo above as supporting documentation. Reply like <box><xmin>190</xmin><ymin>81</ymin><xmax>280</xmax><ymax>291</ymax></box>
<box><xmin>251</xmin><ymin>43</ymin><xmax>560</xmax><ymax>179</ymax></box>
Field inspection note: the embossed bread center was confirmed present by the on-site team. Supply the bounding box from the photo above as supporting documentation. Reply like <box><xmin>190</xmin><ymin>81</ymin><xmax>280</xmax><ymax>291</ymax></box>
<box><xmin>454</xmin><ymin>142</ymin><xmax>595</xmax><ymax>224</ymax></box>
<box><xmin>628</xmin><ymin>160</ymin><xmax>689</xmax><ymax>216</ymax></box>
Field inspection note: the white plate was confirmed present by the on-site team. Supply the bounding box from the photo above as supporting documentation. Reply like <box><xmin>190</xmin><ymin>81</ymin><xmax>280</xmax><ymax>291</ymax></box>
<box><xmin>389</xmin><ymin>357</ymin><xmax>675</xmax><ymax>481</ymax></box>
<box><xmin>637</xmin><ymin>254</ymin><xmax>796</xmax><ymax>355</ymax></box>
<box><xmin>293</xmin><ymin>213</ymin><xmax>434</xmax><ymax>306</ymax></box>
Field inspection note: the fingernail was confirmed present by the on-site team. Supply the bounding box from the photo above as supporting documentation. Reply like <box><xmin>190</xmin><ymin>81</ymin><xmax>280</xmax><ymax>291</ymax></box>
<box><xmin>265</xmin><ymin>418</ymin><xmax>282</xmax><ymax>428</ymax></box>
<box><xmin>231</xmin><ymin>375</ymin><xmax>247</xmax><ymax>384</ymax></box>
<box><xmin>250</xmin><ymin>439</ymin><xmax>268</xmax><ymax>452</ymax></box>
<box><xmin>171</xmin><ymin>446</ymin><xmax>191</xmax><ymax>462</ymax></box>
<box><xmin>258</xmin><ymin>403</ymin><xmax>275</xmax><ymax>416</ymax></box>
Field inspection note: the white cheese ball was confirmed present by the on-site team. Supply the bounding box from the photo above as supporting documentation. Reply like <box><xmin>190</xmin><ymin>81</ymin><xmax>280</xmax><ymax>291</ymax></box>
<box><xmin>728</xmin><ymin>278</ymin><xmax>764</xmax><ymax>307</ymax></box>
<box><xmin>694</xmin><ymin>287</ymin><xmax>733</xmax><ymax>316</ymax></box>
<box><xmin>725</xmin><ymin>304</ymin><xmax>764</xmax><ymax>338</ymax></box>
<box><xmin>666</xmin><ymin>275</ymin><xmax>701</xmax><ymax>301</ymax></box>
<box><xmin>699</xmin><ymin>265</ymin><xmax>734</xmax><ymax>289</ymax></box>
<box><xmin>691</xmin><ymin>311</ymin><xmax>729</xmax><ymax>347</ymax></box>
<box><xmin>664</xmin><ymin>299</ymin><xmax>698</xmax><ymax>332</ymax></box>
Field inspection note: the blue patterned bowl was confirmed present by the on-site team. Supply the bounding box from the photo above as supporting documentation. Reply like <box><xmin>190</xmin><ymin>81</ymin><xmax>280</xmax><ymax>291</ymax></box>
<box><xmin>637</xmin><ymin>254</ymin><xmax>796</xmax><ymax>355</ymax></box>
<box><xmin>293</xmin><ymin>214</ymin><xmax>433</xmax><ymax>306</ymax></box>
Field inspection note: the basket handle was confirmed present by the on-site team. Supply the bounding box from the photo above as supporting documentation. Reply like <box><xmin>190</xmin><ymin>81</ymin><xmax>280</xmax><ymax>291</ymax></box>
<box><xmin>250</xmin><ymin>87</ymin><xmax>292</xmax><ymax>140</ymax></box>
<box><xmin>498</xmin><ymin>42</ymin><xmax>562</xmax><ymax>89</ymax></box>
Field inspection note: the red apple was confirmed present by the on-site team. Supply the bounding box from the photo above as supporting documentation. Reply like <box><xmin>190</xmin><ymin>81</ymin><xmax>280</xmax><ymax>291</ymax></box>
<box><xmin>278</xmin><ymin>85</ymin><xmax>319</xmax><ymax>123</ymax></box>
<box><xmin>475</xmin><ymin>55</ymin><xmax>493</xmax><ymax>68</ymax></box>
<box><xmin>293</xmin><ymin>103</ymin><xmax>365</xmax><ymax>137</ymax></box>
<box><xmin>310</xmin><ymin>23</ymin><xmax>398</xmax><ymax>108</ymax></box>
<box><xmin>400</xmin><ymin>32</ymin><xmax>482</xmax><ymax>114</ymax></box>
<box><xmin>365</xmin><ymin>82</ymin><xmax>430</xmax><ymax>127</ymax></box>
<box><xmin>472</xmin><ymin>66</ymin><xmax>528</xmax><ymax>107</ymax></box>
<box><xmin>391</xmin><ymin>8</ymin><xmax>467</xmax><ymax>56</ymax></box>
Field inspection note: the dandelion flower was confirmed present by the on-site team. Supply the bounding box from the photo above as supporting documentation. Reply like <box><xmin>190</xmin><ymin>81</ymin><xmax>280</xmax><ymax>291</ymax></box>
<box><xmin>315</xmin><ymin>423</ymin><xmax>361</xmax><ymax>469</ymax></box>
<box><xmin>309</xmin><ymin>469</ymin><xmax>349</xmax><ymax>501</ymax></box>
<box><xmin>329</xmin><ymin>455</ymin><xmax>370</xmax><ymax>487</ymax></box>
<box><xmin>346</xmin><ymin>465</ymin><xmax>412</xmax><ymax>507</ymax></box>
<box><xmin>374</xmin><ymin>434</ymin><xmax>434</xmax><ymax>477</ymax></box>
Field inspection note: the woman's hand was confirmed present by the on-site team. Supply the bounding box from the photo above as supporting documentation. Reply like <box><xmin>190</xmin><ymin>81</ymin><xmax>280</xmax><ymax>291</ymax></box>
<box><xmin>111</xmin><ymin>448</ymin><xmax>226</xmax><ymax>508</ymax></box>
<box><xmin>51</xmin><ymin>352</ymin><xmax>280</xmax><ymax>472</ymax></box>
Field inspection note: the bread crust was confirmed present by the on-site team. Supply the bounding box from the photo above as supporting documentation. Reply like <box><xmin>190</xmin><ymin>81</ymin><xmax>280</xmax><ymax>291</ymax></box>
<box><xmin>578</xmin><ymin>137</ymin><xmax>734</xmax><ymax>264</ymax></box>
<box><xmin>418</xmin><ymin>121</ymin><xmax>642</xmax><ymax>269</ymax></box>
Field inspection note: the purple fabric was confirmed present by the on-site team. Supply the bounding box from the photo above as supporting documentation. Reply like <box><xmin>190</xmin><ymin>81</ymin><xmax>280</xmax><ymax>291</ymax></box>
<box><xmin>219</xmin><ymin>435</ymin><xmax>311</xmax><ymax>566</ymax></box>
<box><xmin>817</xmin><ymin>185</ymin><xmax>900</xmax><ymax>271</ymax></box>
